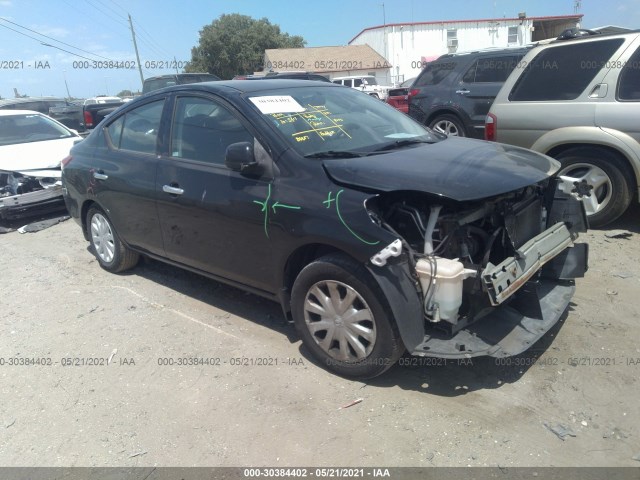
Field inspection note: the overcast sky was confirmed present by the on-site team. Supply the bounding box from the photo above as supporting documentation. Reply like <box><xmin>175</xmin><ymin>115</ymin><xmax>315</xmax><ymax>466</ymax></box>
<box><xmin>1</xmin><ymin>0</ymin><xmax>639</xmax><ymax>99</ymax></box>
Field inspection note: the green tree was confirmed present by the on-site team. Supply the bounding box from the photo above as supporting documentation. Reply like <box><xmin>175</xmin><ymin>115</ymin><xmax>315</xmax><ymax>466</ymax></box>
<box><xmin>117</xmin><ymin>89</ymin><xmax>133</xmax><ymax>97</ymax></box>
<box><xmin>186</xmin><ymin>14</ymin><xmax>306</xmax><ymax>79</ymax></box>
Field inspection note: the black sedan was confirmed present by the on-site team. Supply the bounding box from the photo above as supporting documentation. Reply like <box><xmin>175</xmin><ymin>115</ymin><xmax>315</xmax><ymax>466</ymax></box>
<box><xmin>61</xmin><ymin>80</ymin><xmax>588</xmax><ymax>378</ymax></box>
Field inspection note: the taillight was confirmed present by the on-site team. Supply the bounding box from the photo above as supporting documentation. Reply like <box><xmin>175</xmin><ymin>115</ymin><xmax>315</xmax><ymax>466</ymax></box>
<box><xmin>83</xmin><ymin>110</ymin><xmax>93</xmax><ymax>128</ymax></box>
<box><xmin>485</xmin><ymin>113</ymin><xmax>497</xmax><ymax>141</ymax></box>
<box><xmin>61</xmin><ymin>155</ymin><xmax>73</xmax><ymax>170</ymax></box>
<box><xmin>408</xmin><ymin>88</ymin><xmax>419</xmax><ymax>98</ymax></box>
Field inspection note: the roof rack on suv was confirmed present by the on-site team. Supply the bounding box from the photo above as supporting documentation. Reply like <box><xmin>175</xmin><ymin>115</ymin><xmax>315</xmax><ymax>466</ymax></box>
<box><xmin>556</xmin><ymin>28</ymin><xmax>601</xmax><ymax>40</ymax></box>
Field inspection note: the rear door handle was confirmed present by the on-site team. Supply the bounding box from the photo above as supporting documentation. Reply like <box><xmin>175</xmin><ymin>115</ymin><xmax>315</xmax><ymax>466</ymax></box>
<box><xmin>93</xmin><ymin>171</ymin><xmax>108</xmax><ymax>180</ymax></box>
<box><xmin>456</xmin><ymin>89</ymin><xmax>471</xmax><ymax>95</ymax></box>
<box><xmin>162</xmin><ymin>184</ymin><xmax>184</xmax><ymax>195</ymax></box>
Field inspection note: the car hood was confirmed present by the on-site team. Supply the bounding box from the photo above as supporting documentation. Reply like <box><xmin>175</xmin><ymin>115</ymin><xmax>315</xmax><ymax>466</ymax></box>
<box><xmin>0</xmin><ymin>137</ymin><xmax>79</xmax><ymax>177</ymax></box>
<box><xmin>322</xmin><ymin>138</ymin><xmax>560</xmax><ymax>202</ymax></box>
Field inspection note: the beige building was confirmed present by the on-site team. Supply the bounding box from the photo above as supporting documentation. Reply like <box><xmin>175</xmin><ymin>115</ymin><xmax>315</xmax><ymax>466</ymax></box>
<box><xmin>262</xmin><ymin>45</ymin><xmax>392</xmax><ymax>85</ymax></box>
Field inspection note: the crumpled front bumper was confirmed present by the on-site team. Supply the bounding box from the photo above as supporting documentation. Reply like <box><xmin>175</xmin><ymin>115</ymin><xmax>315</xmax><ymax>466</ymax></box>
<box><xmin>0</xmin><ymin>185</ymin><xmax>65</xmax><ymax>220</ymax></box>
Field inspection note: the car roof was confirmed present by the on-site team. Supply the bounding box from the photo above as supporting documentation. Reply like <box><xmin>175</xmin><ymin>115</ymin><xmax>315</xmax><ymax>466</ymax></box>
<box><xmin>148</xmin><ymin>79</ymin><xmax>341</xmax><ymax>95</ymax></box>
<box><xmin>0</xmin><ymin>109</ymin><xmax>44</xmax><ymax>116</ymax></box>
<box><xmin>0</xmin><ymin>97</ymin><xmax>66</xmax><ymax>107</ymax></box>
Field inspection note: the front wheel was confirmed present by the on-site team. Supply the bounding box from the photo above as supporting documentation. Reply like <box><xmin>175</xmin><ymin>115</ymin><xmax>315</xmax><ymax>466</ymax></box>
<box><xmin>87</xmin><ymin>207</ymin><xmax>139</xmax><ymax>273</ymax></box>
<box><xmin>291</xmin><ymin>254</ymin><xmax>404</xmax><ymax>378</ymax></box>
<box><xmin>555</xmin><ymin>147</ymin><xmax>632</xmax><ymax>227</ymax></box>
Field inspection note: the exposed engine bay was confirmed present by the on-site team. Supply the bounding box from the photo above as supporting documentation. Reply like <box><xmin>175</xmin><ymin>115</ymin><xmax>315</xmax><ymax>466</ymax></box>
<box><xmin>0</xmin><ymin>170</ymin><xmax>64</xmax><ymax>220</ymax></box>
<box><xmin>366</xmin><ymin>178</ymin><xmax>588</xmax><ymax>338</ymax></box>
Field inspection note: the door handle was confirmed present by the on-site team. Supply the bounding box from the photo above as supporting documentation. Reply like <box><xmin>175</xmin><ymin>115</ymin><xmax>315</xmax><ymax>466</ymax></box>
<box><xmin>93</xmin><ymin>171</ymin><xmax>108</xmax><ymax>180</ymax></box>
<box><xmin>162</xmin><ymin>184</ymin><xmax>184</xmax><ymax>195</ymax></box>
<box><xmin>455</xmin><ymin>89</ymin><xmax>470</xmax><ymax>95</ymax></box>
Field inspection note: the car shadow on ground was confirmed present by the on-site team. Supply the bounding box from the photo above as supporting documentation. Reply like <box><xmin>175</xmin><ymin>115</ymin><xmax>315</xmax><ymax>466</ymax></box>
<box><xmin>595</xmin><ymin>200</ymin><xmax>640</xmax><ymax>233</ymax></box>
<box><xmin>131</xmin><ymin>256</ymin><xmax>298</xmax><ymax>343</ymax></box>
<box><xmin>131</xmin><ymin>255</ymin><xmax>575</xmax><ymax>395</ymax></box>
<box><xmin>366</xmin><ymin>310</ymin><xmax>571</xmax><ymax>396</ymax></box>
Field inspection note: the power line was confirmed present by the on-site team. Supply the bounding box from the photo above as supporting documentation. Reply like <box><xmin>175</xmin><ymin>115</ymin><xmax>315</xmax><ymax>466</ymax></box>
<box><xmin>0</xmin><ymin>22</ymin><xmax>98</xmax><ymax>62</ymax></box>
<box><xmin>0</xmin><ymin>17</ymin><xmax>113</xmax><ymax>61</ymax></box>
<box><xmin>85</xmin><ymin>0</ymin><xmax>130</xmax><ymax>29</ymax></box>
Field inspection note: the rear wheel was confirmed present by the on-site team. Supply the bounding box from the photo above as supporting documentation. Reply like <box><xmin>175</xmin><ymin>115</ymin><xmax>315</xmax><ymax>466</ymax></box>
<box><xmin>87</xmin><ymin>207</ymin><xmax>139</xmax><ymax>273</ymax></box>
<box><xmin>429</xmin><ymin>114</ymin><xmax>466</xmax><ymax>137</ymax></box>
<box><xmin>555</xmin><ymin>147</ymin><xmax>632</xmax><ymax>227</ymax></box>
<box><xmin>291</xmin><ymin>254</ymin><xmax>404</xmax><ymax>378</ymax></box>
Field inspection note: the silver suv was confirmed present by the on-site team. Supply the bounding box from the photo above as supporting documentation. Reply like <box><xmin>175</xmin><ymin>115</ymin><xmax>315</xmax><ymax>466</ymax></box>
<box><xmin>486</xmin><ymin>29</ymin><xmax>640</xmax><ymax>227</ymax></box>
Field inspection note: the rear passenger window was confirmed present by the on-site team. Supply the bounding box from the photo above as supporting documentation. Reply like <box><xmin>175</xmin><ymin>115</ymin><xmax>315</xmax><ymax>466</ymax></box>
<box><xmin>107</xmin><ymin>100</ymin><xmax>164</xmax><ymax>154</ymax></box>
<box><xmin>509</xmin><ymin>39</ymin><xmax>624</xmax><ymax>101</ymax></box>
<box><xmin>414</xmin><ymin>61</ymin><xmax>457</xmax><ymax>86</ymax></box>
<box><xmin>170</xmin><ymin>96</ymin><xmax>253</xmax><ymax>165</ymax></box>
<box><xmin>463</xmin><ymin>56</ymin><xmax>522</xmax><ymax>83</ymax></box>
<box><xmin>618</xmin><ymin>46</ymin><xmax>640</xmax><ymax>101</ymax></box>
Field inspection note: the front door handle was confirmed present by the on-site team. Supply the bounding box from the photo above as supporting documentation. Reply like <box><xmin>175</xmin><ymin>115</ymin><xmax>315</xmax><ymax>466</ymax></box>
<box><xmin>455</xmin><ymin>89</ymin><xmax>470</xmax><ymax>95</ymax></box>
<box><xmin>93</xmin><ymin>171</ymin><xmax>108</xmax><ymax>180</ymax></box>
<box><xmin>162</xmin><ymin>184</ymin><xmax>184</xmax><ymax>195</ymax></box>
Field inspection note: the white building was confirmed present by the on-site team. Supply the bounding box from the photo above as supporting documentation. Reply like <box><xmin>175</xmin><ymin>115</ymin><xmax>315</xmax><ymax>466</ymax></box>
<box><xmin>349</xmin><ymin>14</ymin><xmax>583</xmax><ymax>85</ymax></box>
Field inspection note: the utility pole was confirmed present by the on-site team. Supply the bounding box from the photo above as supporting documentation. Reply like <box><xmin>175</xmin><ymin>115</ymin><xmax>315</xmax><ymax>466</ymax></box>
<box><xmin>128</xmin><ymin>14</ymin><xmax>145</xmax><ymax>88</ymax></box>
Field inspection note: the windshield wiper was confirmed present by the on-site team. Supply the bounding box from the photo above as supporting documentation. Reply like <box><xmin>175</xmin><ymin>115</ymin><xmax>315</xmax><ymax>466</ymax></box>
<box><xmin>304</xmin><ymin>150</ymin><xmax>364</xmax><ymax>159</ymax></box>
<box><xmin>367</xmin><ymin>139</ymin><xmax>432</xmax><ymax>154</ymax></box>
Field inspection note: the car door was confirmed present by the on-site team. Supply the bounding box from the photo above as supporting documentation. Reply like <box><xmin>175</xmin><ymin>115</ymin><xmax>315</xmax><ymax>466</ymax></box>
<box><xmin>596</xmin><ymin>39</ymin><xmax>640</xmax><ymax>146</ymax></box>
<box><xmin>457</xmin><ymin>54</ymin><xmax>522</xmax><ymax>135</ymax></box>
<box><xmin>91</xmin><ymin>98</ymin><xmax>166</xmax><ymax>256</ymax></box>
<box><xmin>155</xmin><ymin>93</ymin><xmax>277</xmax><ymax>292</ymax></box>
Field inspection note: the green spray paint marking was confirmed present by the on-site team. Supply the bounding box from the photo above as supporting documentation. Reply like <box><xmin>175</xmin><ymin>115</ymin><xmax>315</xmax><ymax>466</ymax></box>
<box><xmin>272</xmin><ymin>202</ymin><xmax>302</xmax><ymax>214</ymax></box>
<box><xmin>334</xmin><ymin>189</ymin><xmax>380</xmax><ymax>246</ymax></box>
<box><xmin>323</xmin><ymin>191</ymin><xmax>336</xmax><ymax>208</ymax></box>
<box><xmin>253</xmin><ymin>184</ymin><xmax>302</xmax><ymax>238</ymax></box>
<box><xmin>252</xmin><ymin>184</ymin><xmax>272</xmax><ymax>238</ymax></box>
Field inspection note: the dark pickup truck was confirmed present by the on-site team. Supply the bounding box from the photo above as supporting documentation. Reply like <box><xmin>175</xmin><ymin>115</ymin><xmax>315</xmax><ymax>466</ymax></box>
<box><xmin>49</xmin><ymin>98</ymin><xmax>125</xmax><ymax>134</ymax></box>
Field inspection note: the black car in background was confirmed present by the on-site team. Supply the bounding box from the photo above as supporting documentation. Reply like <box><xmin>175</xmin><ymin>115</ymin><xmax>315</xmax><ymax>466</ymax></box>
<box><xmin>61</xmin><ymin>80</ymin><xmax>588</xmax><ymax>378</ymax></box>
<box><xmin>142</xmin><ymin>73</ymin><xmax>221</xmax><ymax>94</ymax></box>
<box><xmin>408</xmin><ymin>47</ymin><xmax>531</xmax><ymax>138</ymax></box>
<box><xmin>234</xmin><ymin>72</ymin><xmax>331</xmax><ymax>82</ymax></box>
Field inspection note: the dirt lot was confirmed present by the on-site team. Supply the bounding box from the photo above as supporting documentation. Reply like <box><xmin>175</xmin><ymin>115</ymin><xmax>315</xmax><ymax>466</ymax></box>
<box><xmin>0</xmin><ymin>204</ymin><xmax>639</xmax><ymax>468</ymax></box>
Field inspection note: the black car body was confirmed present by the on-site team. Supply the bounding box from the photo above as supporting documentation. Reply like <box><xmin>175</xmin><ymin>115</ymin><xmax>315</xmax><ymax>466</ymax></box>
<box><xmin>62</xmin><ymin>80</ymin><xmax>588</xmax><ymax>378</ymax></box>
<box><xmin>408</xmin><ymin>47</ymin><xmax>531</xmax><ymax>138</ymax></box>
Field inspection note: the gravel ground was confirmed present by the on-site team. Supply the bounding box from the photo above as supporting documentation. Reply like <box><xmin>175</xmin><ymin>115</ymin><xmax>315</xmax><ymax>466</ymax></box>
<box><xmin>0</xmin><ymin>203</ymin><xmax>639</xmax><ymax>467</ymax></box>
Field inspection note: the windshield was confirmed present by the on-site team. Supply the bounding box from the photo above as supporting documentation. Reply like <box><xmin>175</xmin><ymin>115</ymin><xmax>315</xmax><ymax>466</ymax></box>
<box><xmin>0</xmin><ymin>113</ymin><xmax>75</xmax><ymax>146</ymax></box>
<box><xmin>246</xmin><ymin>86</ymin><xmax>440</xmax><ymax>157</ymax></box>
<box><xmin>363</xmin><ymin>77</ymin><xmax>378</xmax><ymax>85</ymax></box>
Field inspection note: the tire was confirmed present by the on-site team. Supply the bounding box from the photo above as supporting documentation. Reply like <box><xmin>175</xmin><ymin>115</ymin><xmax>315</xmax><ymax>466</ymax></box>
<box><xmin>429</xmin><ymin>114</ymin><xmax>466</xmax><ymax>137</ymax></box>
<box><xmin>291</xmin><ymin>253</ymin><xmax>404</xmax><ymax>379</ymax></box>
<box><xmin>369</xmin><ymin>93</ymin><xmax>380</xmax><ymax>99</ymax></box>
<box><xmin>86</xmin><ymin>207</ymin><xmax>139</xmax><ymax>273</ymax></box>
<box><xmin>555</xmin><ymin>147</ymin><xmax>632</xmax><ymax>227</ymax></box>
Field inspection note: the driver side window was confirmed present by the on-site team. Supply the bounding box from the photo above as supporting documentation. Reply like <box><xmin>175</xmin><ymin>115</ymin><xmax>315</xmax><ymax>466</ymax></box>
<box><xmin>170</xmin><ymin>96</ymin><xmax>254</xmax><ymax>165</ymax></box>
<box><xmin>107</xmin><ymin>100</ymin><xmax>164</xmax><ymax>154</ymax></box>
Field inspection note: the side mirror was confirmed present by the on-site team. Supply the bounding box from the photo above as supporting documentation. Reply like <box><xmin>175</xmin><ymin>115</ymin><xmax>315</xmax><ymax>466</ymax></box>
<box><xmin>225</xmin><ymin>142</ymin><xmax>263</xmax><ymax>175</ymax></box>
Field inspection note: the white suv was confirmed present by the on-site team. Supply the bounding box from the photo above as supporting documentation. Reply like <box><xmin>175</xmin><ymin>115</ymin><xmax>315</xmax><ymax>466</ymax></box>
<box><xmin>486</xmin><ymin>29</ymin><xmax>640</xmax><ymax>227</ymax></box>
<box><xmin>332</xmin><ymin>75</ymin><xmax>390</xmax><ymax>100</ymax></box>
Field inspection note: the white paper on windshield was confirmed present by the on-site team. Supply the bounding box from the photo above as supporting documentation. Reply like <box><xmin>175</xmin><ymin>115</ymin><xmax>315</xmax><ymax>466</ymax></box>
<box><xmin>250</xmin><ymin>96</ymin><xmax>306</xmax><ymax>114</ymax></box>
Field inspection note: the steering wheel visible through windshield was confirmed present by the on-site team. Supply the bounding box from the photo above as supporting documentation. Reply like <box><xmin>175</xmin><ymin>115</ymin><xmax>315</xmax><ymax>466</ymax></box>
<box><xmin>246</xmin><ymin>86</ymin><xmax>441</xmax><ymax>158</ymax></box>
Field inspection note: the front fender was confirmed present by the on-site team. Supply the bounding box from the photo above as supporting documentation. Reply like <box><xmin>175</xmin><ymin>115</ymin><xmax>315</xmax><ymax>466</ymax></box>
<box><xmin>366</xmin><ymin>258</ymin><xmax>424</xmax><ymax>352</ymax></box>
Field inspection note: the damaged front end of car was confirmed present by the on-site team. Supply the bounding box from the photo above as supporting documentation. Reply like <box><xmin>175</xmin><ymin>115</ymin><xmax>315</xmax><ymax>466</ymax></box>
<box><xmin>364</xmin><ymin>177</ymin><xmax>589</xmax><ymax>359</ymax></box>
<box><xmin>0</xmin><ymin>169</ymin><xmax>65</xmax><ymax>220</ymax></box>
